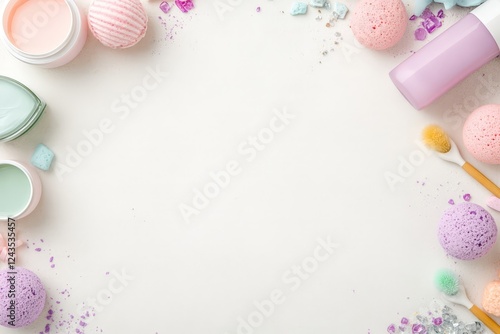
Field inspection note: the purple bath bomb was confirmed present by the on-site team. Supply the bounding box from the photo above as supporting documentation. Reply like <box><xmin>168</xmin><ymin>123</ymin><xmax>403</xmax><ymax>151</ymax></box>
<box><xmin>438</xmin><ymin>202</ymin><xmax>497</xmax><ymax>260</ymax></box>
<box><xmin>0</xmin><ymin>267</ymin><xmax>46</xmax><ymax>328</ymax></box>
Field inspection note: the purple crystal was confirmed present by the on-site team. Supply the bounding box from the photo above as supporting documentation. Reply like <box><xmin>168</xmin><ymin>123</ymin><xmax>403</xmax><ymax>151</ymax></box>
<box><xmin>448</xmin><ymin>199</ymin><xmax>455</xmax><ymax>205</ymax></box>
<box><xmin>414</xmin><ymin>27</ymin><xmax>427</xmax><ymax>41</ymax></box>
<box><xmin>175</xmin><ymin>0</ymin><xmax>194</xmax><ymax>13</ymax></box>
<box><xmin>463</xmin><ymin>193</ymin><xmax>471</xmax><ymax>202</ymax></box>
<box><xmin>410</xmin><ymin>14</ymin><xmax>417</xmax><ymax>20</ymax></box>
<box><xmin>401</xmin><ymin>317</ymin><xmax>410</xmax><ymax>325</ymax></box>
<box><xmin>420</xmin><ymin>8</ymin><xmax>434</xmax><ymax>19</ymax></box>
<box><xmin>387</xmin><ymin>324</ymin><xmax>396</xmax><ymax>333</ymax></box>
<box><xmin>412</xmin><ymin>324</ymin><xmax>425</xmax><ymax>333</ymax></box>
<box><xmin>256</xmin><ymin>6</ymin><xmax>261</xmax><ymax>12</ymax></box>
<box><xmin>422</xmin><ymin>15</ymin><xmax>442</xmax><ymax>34</ymax></box>
<box><xmin>160</xmin><ymin>1</ymin><xmax>172</xmax><ymax>13</ymax></box>
<box><xmin>433</xmin><ymin>317</ymin><xmax>443</xmax><ymax>326</ymax></box>
<box><xmin>437</xmin><ymin>9</ymin><xmax>445</xmax><ymax>19</ymax></box>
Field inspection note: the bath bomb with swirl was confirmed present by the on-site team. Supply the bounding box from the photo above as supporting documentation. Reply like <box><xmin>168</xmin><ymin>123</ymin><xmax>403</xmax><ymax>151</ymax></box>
<box><xmin>463</xmin><ymin>104</ymin><xmax>500</xmax><ymax>164</ymax></box>
<box><xmin>88</xmin><ymin>0</ymin><xmax>148</xmax><ymax>49</ymax></box>
<box><xmin>438</xmin><ymin>202</ymin><xmax>497</xmax><ymax>260</ymax></box>
<box><xmin>350</xmin><ymin>0</ymin><xmax>408</xmax><ymax>50</ymax></box>
<box><xmin>483</xmin><ymin>275</ymin><xmax>500</xmax><ymax>317</ymax></box>
<box><xmin>0</xmin><ymin>267</ymin><xmax>46</xmax><ymax>328</ymax></box>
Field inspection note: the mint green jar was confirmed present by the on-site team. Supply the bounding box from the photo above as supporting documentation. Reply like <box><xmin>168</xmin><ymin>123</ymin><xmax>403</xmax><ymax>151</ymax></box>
<box><xmin>0</xmin><ymin>75</ymin><xmax>46</xmax><ymax>142</ymax></box>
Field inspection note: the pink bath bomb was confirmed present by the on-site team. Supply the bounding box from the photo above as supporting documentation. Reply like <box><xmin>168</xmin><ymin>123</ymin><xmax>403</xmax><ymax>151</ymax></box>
<box><xmin>350</xmin><ymin>0</ymin><xmax>408</xmax><ymax>50</ymax></box>
<box><xmin>483</xmin><ymin>280</ymin><xmax>500</xmax><ymax>317</ymax></box>
<box><xmin>88</xmin><ymin>0</ymin><xmax>148</xmax><ymax>49</ymax></box>
<box><xmin>0</xmin><ymin>267</ymin><xmax>46</xmax><ymax>328</ymax></box>
<box><xmin>463</xmin><ymin>104</ymin><xmax>500</xmax><ymax>164</ymax></box>
<box><xmin>438</xmin><ymin>202</ymin><xmax>497</xmax><ymax>260</ymax></box>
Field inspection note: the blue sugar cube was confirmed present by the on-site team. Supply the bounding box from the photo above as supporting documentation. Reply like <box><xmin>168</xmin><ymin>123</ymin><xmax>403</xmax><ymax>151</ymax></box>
<box><xmin>309</xmin><ymin>0</ymin><xmax>326</xmax><ymax>7</ymax></box>
<box><xmin>290</xmin><ymin>2</ymin><xmax>308</xmax><ymax>15</ymax></box>
<box><xmin>332</xmin><ymin>2</ymin><xmax>348</xmax><ymax>19</ymax></box>
<box><xmin>31</xmin><ymin>144</ymin><xmax>54</xmax><ymax>171</ymax></box>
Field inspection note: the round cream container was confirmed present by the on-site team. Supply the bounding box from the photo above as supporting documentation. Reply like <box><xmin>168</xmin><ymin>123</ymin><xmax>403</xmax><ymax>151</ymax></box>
<box><xmin>0</xmin><ymin>0</ymin><xmax>87</xmax><ymax>68</ymax></box>
<box><xmin>0</xmin><ymin>160</ymin><xmax>42</xmax><ymax>221</ymax></box>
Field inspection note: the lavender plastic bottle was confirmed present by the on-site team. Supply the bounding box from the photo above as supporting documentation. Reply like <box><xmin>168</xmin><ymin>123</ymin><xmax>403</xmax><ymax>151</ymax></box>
<box><xmin>390</xmin><ymin>0</ymin><xmax>500</xmax><ymax>110</ymax></box>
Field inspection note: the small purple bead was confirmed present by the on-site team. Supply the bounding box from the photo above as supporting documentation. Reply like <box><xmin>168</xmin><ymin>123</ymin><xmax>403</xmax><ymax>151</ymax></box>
<box><xmin>433</xmin><ymin>317</ymin><xmax>443</xmax><ymax>326</ymax></box>
<box><xmin>159</xmin><ymin>1</ymin><xmax>172</xmax><ymax>14</ymax></box>
<box><xmin>415</xmin><ymin>28</ymin><xmax>427</xmax><ymax>41</ymax></box>
<box><xmin>448</xmin><ymin>199</ymin><xmax>455</xmax><ymax>205</ymax></box>
<box><xmin>463</xmin><ymin>194</ymin><xmax>471</xmax><ymax>202</ymax></box>
<box><xmin>387</xmin><ymin>324</ymin><xmax>396</xmax><ymax>333</ymax></box>
<box><xmin>401</xmin><ymin>317</ymin><xmax>410</xmax><ymax>325</ymax></box>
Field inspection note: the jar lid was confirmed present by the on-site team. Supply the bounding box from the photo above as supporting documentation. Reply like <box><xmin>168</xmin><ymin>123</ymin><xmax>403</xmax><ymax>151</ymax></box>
<box><xmin>0</xmin><ymin>76</ymin><xmax>46</xmax><ymax>142</ymax></box>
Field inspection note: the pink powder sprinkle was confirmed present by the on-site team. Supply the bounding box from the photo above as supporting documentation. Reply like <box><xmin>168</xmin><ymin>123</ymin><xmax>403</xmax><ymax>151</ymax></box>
<box><xmin>463</xmin><ymin>194</ymin><xmax>471</xmax><ymax>202</ymax></box>
<box><xmin>35</xmin><ymin>248</ymin><xmax>42</xmax><ymax>252</ymax></box>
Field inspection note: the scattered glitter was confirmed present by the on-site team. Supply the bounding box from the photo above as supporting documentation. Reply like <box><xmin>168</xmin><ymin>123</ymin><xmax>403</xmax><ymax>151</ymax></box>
<box><xmin>448</xmin><ymin>199</ymin><xmax>455</xmax><ymax>205</ymax></box>
<box><xmin>410</xmin><ymin>14</ymin><xmax>417</xmax><ymax>20</ymax></box>
<box><xmin>160</xmin><ymin>1</ymin><xmax>172</xmax><ymax>13</ymax></box>
<box><xmin>463</xmin><ymin>193</ymin><xmax>471</xmax><ymax>202</ymax></box>
<box><xmin>50</xmin><ymin>256</ymin><xmax>54</xmax><ymax>262</ymax></box>
<box><xmin>437</xmin><ymin>9</ymin><xmax>445</xmax><ymax>19</ymax></box>
<box><xmin>256</xmin><ymin>6</ymin><xmax>261</xmax><ymax>12</ymax></box>
<box><xmin>315</xmin><ymin>15</ymin><xmax>322</xmax><ymax>21</ymax></box>
<box><xmin>175</xmin><ymin>0</ymin><xmax>194</xmax><ymax>13</ymax></box>
<box><xmin>35</xmin><ymin>247</ymin><xmax>42</xmax><ymax>252</ymax></box>
<box><xmin>387</xmin><ymin>301</ymin><xmax>485</xmax><ymax>334</ymax></box>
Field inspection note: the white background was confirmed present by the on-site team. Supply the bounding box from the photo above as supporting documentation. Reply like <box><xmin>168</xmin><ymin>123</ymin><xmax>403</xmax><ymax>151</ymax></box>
<box><xmin>1</xmin><ymin>0</ymin><xmax>500</xmax><ymax>333</ymax></box>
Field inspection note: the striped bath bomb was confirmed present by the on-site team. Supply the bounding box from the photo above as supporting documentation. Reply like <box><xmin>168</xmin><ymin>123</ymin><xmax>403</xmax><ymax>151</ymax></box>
<box><xmin>88</xmin><ymin>0</ymin><xmax>148</xmax><ymax>49</ymax></box>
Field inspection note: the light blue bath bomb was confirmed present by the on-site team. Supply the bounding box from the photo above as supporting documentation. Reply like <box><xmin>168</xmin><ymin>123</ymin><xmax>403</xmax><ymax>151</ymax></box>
<box><xmin>31</xmin><ymin>144</ymin><xmax>54</xmax><ymax>171</ymax></box>
<box><xmin>290</xmin><ymin>2</ymin><xmax>308</xmax><ymax>15</ymax></box>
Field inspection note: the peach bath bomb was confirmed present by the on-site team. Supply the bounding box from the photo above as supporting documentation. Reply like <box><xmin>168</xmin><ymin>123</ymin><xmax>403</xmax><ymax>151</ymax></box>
<box><xmin>483</xmin><ymin>277</ymin><xmax>500</xmax><ymax>317</ymax></box>
<box><xmin>350</xmin><ymin>0</ymin><xmax>408</xmax><ymax>50</ymax></box>
<box><xmin>88</xmin><ymin>0</ymin><xmax>148</xmax><ymax>49</ymax></box>
<box><xmin>463</xmin><ymin>104</ymin><xmax>500</xmax><ymax>164</ymax></box>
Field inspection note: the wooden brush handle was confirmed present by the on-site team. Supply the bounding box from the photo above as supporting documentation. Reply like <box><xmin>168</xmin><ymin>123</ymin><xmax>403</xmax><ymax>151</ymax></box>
<box><xmin>462</xmin><ymin>162</ymin><xmax>500</xmax><ymax>198</ymax></box>
<box><xmin>470</xmin><ymin>305</ymin><xmax>500</xmax><ymax>334</ymax></box>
